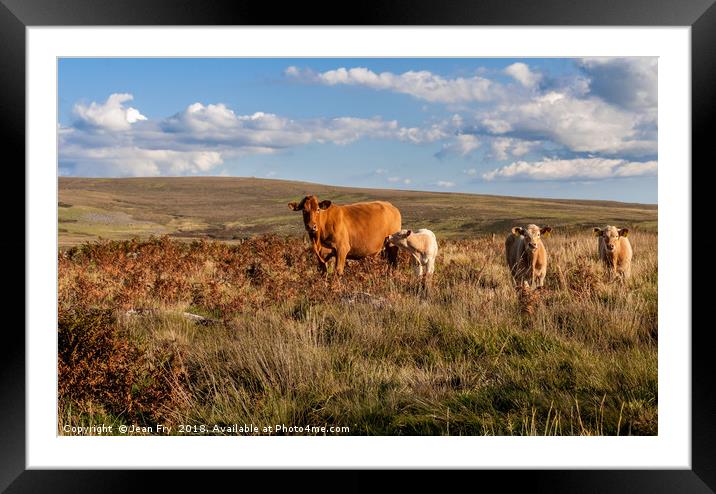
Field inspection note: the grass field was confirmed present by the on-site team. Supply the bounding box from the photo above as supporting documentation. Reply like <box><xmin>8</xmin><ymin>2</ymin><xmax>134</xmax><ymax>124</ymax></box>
<box><xmin>58</xmin><ymin>177</ymin><xmax>657</xmax><ymax>435</ymax></box>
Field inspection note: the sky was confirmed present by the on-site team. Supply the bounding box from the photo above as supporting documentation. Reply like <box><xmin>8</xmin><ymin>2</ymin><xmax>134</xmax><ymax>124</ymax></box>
<box><xmin>58</xmin><ymin>58</ymin><xmax>657</xmax><ymax>203</ymax></box>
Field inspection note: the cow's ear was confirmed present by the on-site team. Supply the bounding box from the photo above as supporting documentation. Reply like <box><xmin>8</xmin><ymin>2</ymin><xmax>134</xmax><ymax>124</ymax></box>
<box><xmin>593</xmin><ymin>227</ymin><xmax>603</xmax><ymax>237</ymax></box>
<box><xmin>318</xmin><ymin>200</ymin><xmax>332</xmax><ymax>210</ymax></box>
<box><xmin>540</xmin><ymin>226</ymin><xmax>552</xmax><ymax>236</ymax></box>
<box><xmin>619</xmin><ymin>228</ymin><xmax>629</xmax><ymax>237</ymax></box>
<box><xmin>406</xmin><ymin>230</ymin><xmax>412</xmax><ymax>237</ymax></box>
<box><xmin>288</xmin><ymin>202</ymin><xmax>300</xmax><ymax>211</ymax></box>
<box><xmin>512</xmin><ymin>227</ymin><xmax>524</xmax><ymax>236</ymax></box>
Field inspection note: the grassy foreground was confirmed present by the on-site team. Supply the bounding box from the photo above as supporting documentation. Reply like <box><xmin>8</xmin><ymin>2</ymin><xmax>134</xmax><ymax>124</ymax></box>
<box><xmin>58</xmin><ymin>229</ymin><xmax>657</xmax><ymax>436</ymax></box>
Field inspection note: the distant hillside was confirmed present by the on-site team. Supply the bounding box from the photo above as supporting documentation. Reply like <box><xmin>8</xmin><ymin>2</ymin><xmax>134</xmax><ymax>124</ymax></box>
<box><xmin>58</xmin><ymin>177</ymin><xmax>657</xmax><ymax>247</ymax></box>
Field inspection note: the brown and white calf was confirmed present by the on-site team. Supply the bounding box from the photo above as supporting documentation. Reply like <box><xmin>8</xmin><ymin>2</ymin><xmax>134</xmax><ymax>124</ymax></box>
<box><xmin>386</xmin><ymin>229</ymin><xmax>438</xmax><ymax>280</ymax></box>
<box><xmin>593</xmin><ymin>226</ymin><xmax>633</xmax><ymax>280</ymax></box>
<box><xmin>505</xmin><ymin>224</ymin><xmax>552</xmax><ymax>288</ymax></box>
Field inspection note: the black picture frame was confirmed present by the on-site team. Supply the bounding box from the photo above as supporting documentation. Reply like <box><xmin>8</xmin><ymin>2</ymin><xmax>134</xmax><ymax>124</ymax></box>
<box><xmin>5</xmin><ymin>0</ymin><xmax>711</xmax><ymax>491</ymax></box>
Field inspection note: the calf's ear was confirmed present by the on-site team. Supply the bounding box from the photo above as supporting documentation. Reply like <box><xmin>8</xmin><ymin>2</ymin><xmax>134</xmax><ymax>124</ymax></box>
<box><xmin>318</xmin><ymin>200</ymin><xmax>332</xmax><ymax>210</ymax></box>
<box><xmin>593</xmin><ymin>227</ymin><xmax>603</xmax><ymax>237</ymax></box>
<box><xmin>618</xmin><ymin>228</ymin><xmax>629</xmax><ymax>237</ymax></box>
<box><xmin>541</xmin><ymin>226</ymin><xmax>552</xmax><ymax>236</ymax></box>
<box><xmin>288</xmin><ymin>202</ymin><xmax>300</xmax><ymax>211</ymax></box>
<box><xmin>512</xmin><ymin>227</ymin><xmax>524</xmax><ymax>236</ymax></box>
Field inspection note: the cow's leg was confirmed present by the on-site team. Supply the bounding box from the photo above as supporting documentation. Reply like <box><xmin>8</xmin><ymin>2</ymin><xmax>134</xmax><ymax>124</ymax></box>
<box><xmin>609</xmin><ymin>266</ymin><xmax>618</xmax><ymax>283</ymax></box>
<box><xmin>335</xmin><ymin>244</ymin><xmax>350</xmax><ymax>275</ymax></box>
<box><xmin>601</xmin><ymin>259</ymin><xmax>611</xmax><ymax>281</ymax></box>
<box><xmin>623</xmin><ymin>264</ymin><xmax>631</xmax><ymax>281</ymax></box>
<box><xmin>509</xmin><ymin>264</ymin><xmax>519</xmax><ymax>287</ymax></box>
<box><xmin>528</xmin><ymin>267</ymin><xmax>536</xmax><ymax>290</ymax></box>
<box><xmin>412</xmin><ymin>254</ymin><xmax>423</xmax><ymax>276</ymax></box>
<box><xmin>422</xmin><ymin>259</ymin><xmax>435</xmax><ymax>296</ymax></box>
<box><xmin>537</xmin><ymin>271</ymin><xmax>546</xmax><ymax>289</ymax></box>
<box><xmin>607</xmin><ymin>257</ymin><xmax>619</xmax><ymax>283</ymax></box>
<box><xmin>425</xmin><ymin>256</ymin><xmax>435</xmax><ymax>275</ymax></box>
<box><xmin>318</xmin><ymin>247</ymin><xmax>336</xmax><ymax>274</ymax></box>
<box><xmin>617</xmin><ymin>264</ymin><xmax>630</xmax><ymax>284</ymax></box>
<box><xmin>386</xmin><ymin>244</ymin><xmax>400</xmax><ymax>269</ymax></box>
<box><xmin>315</xmin><ymin>257</ymin><xmax>328</xmax><ymax>274</ymax></box>
<box><xmin>515</xmin><ymin>262</ymin><xmax>532</xmax><ymax>288</ymax></box>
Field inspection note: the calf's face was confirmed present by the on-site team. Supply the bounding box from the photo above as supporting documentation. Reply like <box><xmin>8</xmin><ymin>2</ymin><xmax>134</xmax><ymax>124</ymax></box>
<box><xmin>288</xmin><ymin>195</ymin><xmax>332</xmax><ymax>234</ymax></box>
<box><xmin>387</xmin><ymin>229</ymin><xmax>412</xmax><ymax>249</ymax></box>
<box><xmin>512</xmin><ymin>224</ymin><xmax>551</xmax><ymax>251</ymax></box>
<box><xmin>594</xmin><ymin>226</ymin><xmax>628</xmax><ymax>252</ymax></box>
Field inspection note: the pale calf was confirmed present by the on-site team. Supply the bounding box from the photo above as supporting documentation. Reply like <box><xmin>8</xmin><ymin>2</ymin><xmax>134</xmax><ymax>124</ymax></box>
<box><xmin>386</xmin><ymin>229</ymin><xmax>438</xmax><ymax>279</ymax></box>
<box><xmin>593</xmin><ymin>226</ymin><xmax>633</xmax><ymax>280</ymax></box>
<box><xmin>505</xmin><ymin>224</ymin><xmax>552</xmax><ymax>288</ymax></box>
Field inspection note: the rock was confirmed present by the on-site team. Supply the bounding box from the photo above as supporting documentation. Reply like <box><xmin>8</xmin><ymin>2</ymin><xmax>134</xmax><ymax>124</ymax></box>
<box><xmin>181</xmin><ymin>312</ymin><xmax>218</xmax><ymax>325</ymax></box>
<box><xmin>124</xmin><ymin>308</ymin><xmax>217</xmax><ymax>325</ymax></box>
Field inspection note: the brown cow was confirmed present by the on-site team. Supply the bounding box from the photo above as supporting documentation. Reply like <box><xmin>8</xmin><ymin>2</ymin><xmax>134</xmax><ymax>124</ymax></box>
<box><xmin>505</xmin><ymin>224</ymin><xmax>552</xmax><ymax>288</ymax></box>
<box><xmin>593</xmin><ymin>226</ymin><xmax>633</xmax><ymax>280</ymax></box>
<box><xmin>288</xmin><ymin>195</ymin><xmax>401</xmax><ymax>275</ymax></box>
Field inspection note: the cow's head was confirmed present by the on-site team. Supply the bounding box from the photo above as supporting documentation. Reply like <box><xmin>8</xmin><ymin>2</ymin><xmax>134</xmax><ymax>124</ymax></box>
<box><xmin>593</xmin><ymin>225</ymin><xmax>628</xmax><ymax>252</ymax></box>
<box><xmin>512</xmin><ymin>224</ymin><xmax>551</xmax><ymax>251</ymax></box>
<box><xmin>387</xmin><ymin>229</ymin><xmax>412</xmax><ymax>249</ymax></box>
<box><xmin>288</xmin><ymin>195</ymin><xmax>332</xmax><ymax>234</ymax></box>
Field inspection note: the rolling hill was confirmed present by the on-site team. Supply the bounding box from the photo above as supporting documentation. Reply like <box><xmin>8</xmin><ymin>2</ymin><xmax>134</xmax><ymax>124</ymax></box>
<box><xmin>58</xmin><ymin>177</ymin><xmax>657</xmax><ymax>248</ymax></box>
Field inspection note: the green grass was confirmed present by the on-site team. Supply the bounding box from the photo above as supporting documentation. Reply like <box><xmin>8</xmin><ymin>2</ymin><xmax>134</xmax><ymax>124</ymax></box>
<box><xmin>58</xmin><ymin>204</ymin><xmax>169</xmax><ymax>244</ymax></box>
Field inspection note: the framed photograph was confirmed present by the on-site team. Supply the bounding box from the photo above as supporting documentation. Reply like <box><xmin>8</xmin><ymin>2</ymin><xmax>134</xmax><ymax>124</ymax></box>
<box><xmin>8</xmin><ymin>0</ymin><xmax>712</xmax><ymax>490</ymax></box>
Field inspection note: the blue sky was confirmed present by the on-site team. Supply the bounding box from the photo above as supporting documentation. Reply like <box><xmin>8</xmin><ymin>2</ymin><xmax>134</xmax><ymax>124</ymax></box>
<box><xmin>58</xmin><ymin>58</ymin><xmax>657</xmax><ymax>203</ymax></box>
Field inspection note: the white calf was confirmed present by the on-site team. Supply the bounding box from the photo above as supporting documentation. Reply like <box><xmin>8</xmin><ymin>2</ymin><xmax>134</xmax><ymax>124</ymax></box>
<box><xmin>387</xmin><ymin>229</ymin><xmax>438</xmax><ymax>278</ymax></box>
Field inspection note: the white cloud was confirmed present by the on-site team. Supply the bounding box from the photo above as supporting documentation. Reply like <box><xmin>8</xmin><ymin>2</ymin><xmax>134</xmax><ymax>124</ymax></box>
<box><xmin>61</xmin><ymin>96</ymin><xmax>450</xmax><ymax>177</ymax></box>
<box><xmin>73</xmin><ymin>93</ymin><xmax>147</xmax><ymax>131</ymax></box>
<box><xmin>490</xmin><ymin>137</ymin><xmax>538</xmax><ymax>160</ymax></box>
<box><xmin>436</xmin><ymin>180</ymin><xmax>456</xmax><ymax>188</ymax></box>
<box><xmin>160</xmin><ymin>102</ymin><xmax>441</xmax><ymax>148</ymax></box>
<box><xmin>482</xmin><ymin>157</ymin><xmax>657</xmax><ymax>181</ymax></box>
<box><xmin>481</xmin><ymin>118</ymin><xmax>512</xmax><ymax>134</ymax></box>
<box><xmin>504</xmin><ymin>63</ymin><xmax>541</xmax><ymax>88</ymax></box>
<box><xmin>398</xmin><ymin>124</ymin><xmax>448</xmax><ymax>144</ymax></box>
<box><xmin>386</xmin><ymin>176</ymin><xmax>412</xmax><ymax>185</ymax></box>
<box><xmin>612</xmin><ymin>160</ymin><xmax>658</xmax><ymax>177</ymax></box>
<box><xmin>491</xmin><ymin>138</ymin><xmax>512</xmax><ymax>160</ymax></box>
<box><xmin>285</xmin><ymin>61</ymin><xmax>657</xmax><ymax>165</ymax></box>
<box><xmin>287</xmin><ymin>66</ymin><xmax>500</xmax><ymax>104</ymax></box>
<box><xmin>284</xmin><ymin>66</ymin><xmax>300</xmax><ymax>77</ymax></box>
<box><xmin>126</xmin><ymin>107</ymin><xmax>147</xmax><ymax>124</ymax></box>
<box><xmin>455</xmin><ymin>134</ymin><xmax>481</xmax><ymax>155</ymax></box>
<box><xmin>511</xmin><ymin>140</ymin><xmax>536</xmax><ymax>157</ymax></box>
<box><xmin>463</xmin><ymin>168</ymin><xmax>477</xmax><ymax>176</ymax></box>
<box><xmin>60</xmin><ymin>145</ymin><xmax>223</xmax><ymax>177</ymax></box>
<box><xmin>477</xmin><ymin>91</ymin><xmax>656</xmax><ymax>156</ymax></box>
<box><xmin>435</xmin><ymin>134</ymin><xmax>480</xmax><ymax>159</ymax></box>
